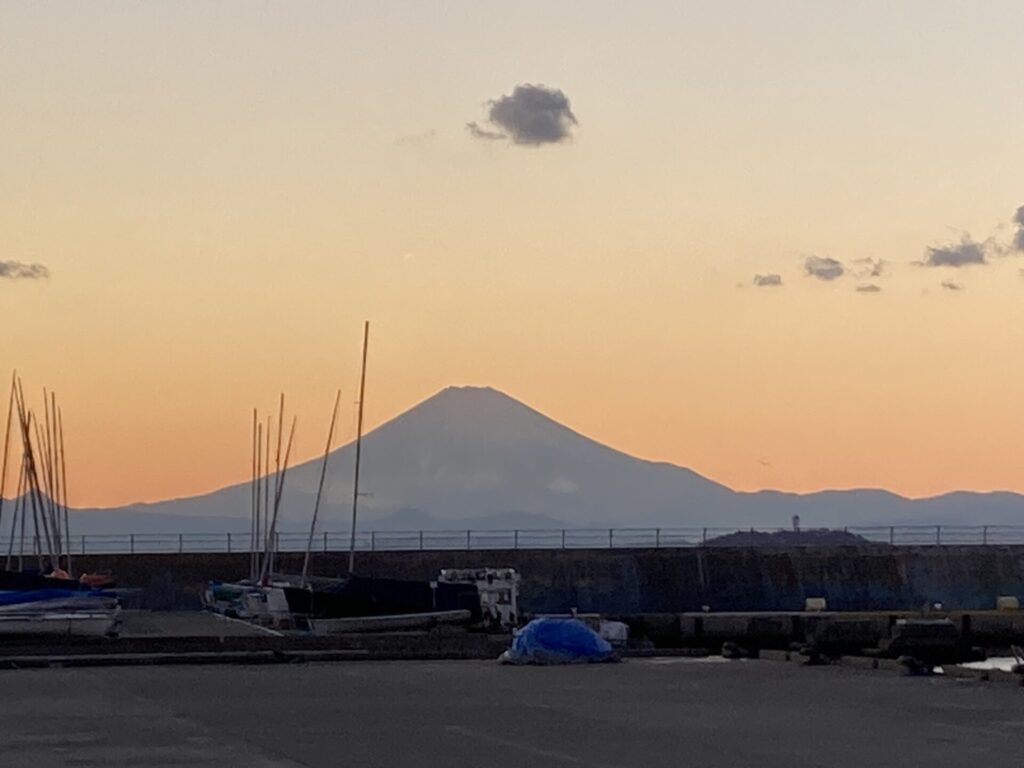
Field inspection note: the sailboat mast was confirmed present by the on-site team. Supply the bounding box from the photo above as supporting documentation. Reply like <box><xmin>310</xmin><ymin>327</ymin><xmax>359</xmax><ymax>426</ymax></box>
<box><xmin>301</xmin><ymin>389</ymin><xmax>341</xmax><ymax>587</ymax></box>
<box><xmin>347</xmin><ymin>321</ymin><xmax>369</xmax><ymax>575</ymax></box>
<box><xmin>0</xmin><ymin>373</ymin><xmax>14</xmax><ymax>548</ymax></box>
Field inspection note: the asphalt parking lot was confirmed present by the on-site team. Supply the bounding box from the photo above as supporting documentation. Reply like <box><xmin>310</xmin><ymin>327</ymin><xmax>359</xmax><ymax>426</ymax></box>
<box><xmin>1</xmin><ymin>657</ymin><xmax>1021</xmax><ymax>767</ymax></box>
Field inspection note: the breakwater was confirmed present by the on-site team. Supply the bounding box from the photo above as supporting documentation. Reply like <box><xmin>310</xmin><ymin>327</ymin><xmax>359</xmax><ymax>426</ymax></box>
<box><xmin>75</xmin><ymin>544</ymin><xmax>1024</xmax><ymax>613</ymax></box>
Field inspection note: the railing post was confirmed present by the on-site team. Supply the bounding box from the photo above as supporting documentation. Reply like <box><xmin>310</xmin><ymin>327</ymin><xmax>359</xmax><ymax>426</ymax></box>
<box><xmin>656</xmin><ymin>528</ymin><xmax>661</xmax><ymax>548</ymax></box>
<box><xmin>983</xmin><ymin>525</ymin><xmax>989</xmax><ymax>545</ymax></box>
<box><xmin>81</xmin><ymin>535</ymin><xmax>86</xmax><ymax>555</ymax></box>
<box><xmin>419</xmin><ymin>530</ymin><xmax>424</xmax><ymax>550</ymax></box>
<box><xmin>371</xmin><ymin>531</ymin><xmax>376</xmax><ymax>551</ymax></box>
<box><xmin>561</xmin><ymin>529</ymin><xmax>566</xmax><ymax>549</ymax></box>
<box><xmin>936</xmin><ymin>525</ymin><xmax>941</xmax><ymax>546</ymax></box>
<box><xmin>466</xmin><ymin>530</ymin><xmax>472</xmax><ymax>550</ymax></box>
<box><xmin>227</xmin><ymin>533</ymin><xmax>232</xmax><ymax>553</ymax></box>
<box><xmin>323</xmin><ymin>531</ymin><xmax>328</xmax><ymax>553</ymax></box>
<box><xmin>178</xmin><ymin>533</ymin><xmax>183</xmax><ymax>553</ymax></box>
<box><xmin>130</xmin><ymin>534</ymin><xmax>134</xmax><ymax>554</ymax></box>
<box><xmin>889</xmin><ymin>526</ymin><xmax>895</xmax><ymax>545</ymax></box>
<box><xmin>702</xmin><ymin>527</ymin><xmax>707</xmax><ymax>544</ymax></box>
<box><xmin>609</xmin><ymin>528</ymin><xmax>614</xmax><ymax>548</ymax></box>
<box><xmin>514</xmin><ymin>530</ymin><xmax>519</xmax><ymax>549</ymax></box>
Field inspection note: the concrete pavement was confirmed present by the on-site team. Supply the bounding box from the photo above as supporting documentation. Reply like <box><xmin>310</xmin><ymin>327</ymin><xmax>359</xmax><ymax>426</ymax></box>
<box><xmin>1</xmin><ymin>657</ymin><xmax>1021</xmax><ymax>767</ymax></box>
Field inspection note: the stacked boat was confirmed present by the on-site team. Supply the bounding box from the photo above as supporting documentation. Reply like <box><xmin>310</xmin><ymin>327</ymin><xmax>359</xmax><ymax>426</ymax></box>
<box><xmin>0</xmin><ymin>574</ymin><xmax>121</xmax><ymax>639</ymax></box>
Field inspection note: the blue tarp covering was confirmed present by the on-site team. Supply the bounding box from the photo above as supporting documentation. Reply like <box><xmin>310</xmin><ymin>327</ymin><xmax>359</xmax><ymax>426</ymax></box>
<box><xmin>0</xmin><ymin>589</ymin><xmax>109</xmax><ymax>607</ymax></box>
<box><xmin>501</xmin><ymin>618</ymin><xmax>616</xmax><ymax>665</ymax></box>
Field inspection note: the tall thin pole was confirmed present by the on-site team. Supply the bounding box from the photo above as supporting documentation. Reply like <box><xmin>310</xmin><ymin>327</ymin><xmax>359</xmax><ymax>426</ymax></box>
<box><xmin>250</xmin><ymin>409</ymin><xmax>258</xmax><ymax>581</ymax></box>
<box><xmin>16</xmin><ymin>382</ymin><xmax>54</xmax><ymax>567</ymax></box>
<box><xmin>6</xmin><ymin>458</ymin><xmax>25</xmax><ymax>570</ymax></box>
<box><xmin>267</xmin><ymin>394</ymin><xmax>284</xmax><ymax>576</ymax></box>
<box><xmin>348</xmin><ymin>321</ymin><xmax>370</xmax><ymax>575</ymax></box>
<box><xmin>58</xmin><ymin>407</ymin><xmax>71</xmax><ymax>576</ymax></box>
<box><xmin>46</xmin><ymin>391</ymin><xmax>62</xmax><ymax>566</ymax></box>
<box><xmin>260</xmin><ymin>415</ymin><xmax>296</xmax><ymax>583</ymax></box>
<box><xmin>41</xmin><ymin>390</ymin><xmax>59</xmax><ymax>558</ymax></box>
<box><xmin>301</xmin><ymin>389</ymin><xmax>341</xmax><ymax>587</ymax></box>
<box><xmin>0</xmin><ymin>372</ymin><xmax>15</xmax><ymax>548</ymax></box>
<box><xmin>31</xmin><ymin>415</ymin><xmax>56</xmax><ymax>562</ymax></box>
<box><xmin>262</xmin><ymin>415</ymin><xmax>271</xmax><ymax>578</ymax></box>
<box><xmin>17</xmin><ymin>459</ymin><xmax>27</xmax><ymax>571</ymax></box>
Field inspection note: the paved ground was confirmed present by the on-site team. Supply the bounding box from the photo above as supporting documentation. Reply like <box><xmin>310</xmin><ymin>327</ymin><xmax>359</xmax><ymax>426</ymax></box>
<box><xmin>1</xmin><ymin>657</ymin><xmax>1022</xmax><ymax>767</ymax></box>
<box><xmin>117</xmin><ymin>610</ymin><xmax>280</xmax><ymax>638</ymax></box>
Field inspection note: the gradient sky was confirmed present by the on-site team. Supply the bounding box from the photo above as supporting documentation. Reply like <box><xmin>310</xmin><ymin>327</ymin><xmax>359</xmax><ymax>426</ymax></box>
<box><xmin>2</xmin><ymin>2</ymin><xmax>1024</xmax><ymax>507</ymax></box>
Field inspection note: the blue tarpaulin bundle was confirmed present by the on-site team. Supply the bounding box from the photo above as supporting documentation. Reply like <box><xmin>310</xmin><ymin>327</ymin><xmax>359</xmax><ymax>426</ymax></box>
<box><xmin>500</xmin><ymin>618</ymin><xmax>617</xmax><ymax>665</ymax></box>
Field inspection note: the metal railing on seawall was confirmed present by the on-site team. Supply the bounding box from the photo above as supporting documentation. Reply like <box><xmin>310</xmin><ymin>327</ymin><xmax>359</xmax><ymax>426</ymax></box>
<box><xmin>3</xmin><ymin>525</ymin><xmax>1024</xmax><ymax>556</ymax></box>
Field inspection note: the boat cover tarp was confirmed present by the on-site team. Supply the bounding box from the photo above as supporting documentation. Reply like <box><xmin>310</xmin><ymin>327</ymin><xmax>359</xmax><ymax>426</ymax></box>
<box><xmin>501</xmin><ymin>618</ymin><xmax>616</xmax><ymax>665</ymax></box>
<box><xmin>0</xmin><ymin>589</ymin><xmax>112</xmax><ymax>607</ymax></box>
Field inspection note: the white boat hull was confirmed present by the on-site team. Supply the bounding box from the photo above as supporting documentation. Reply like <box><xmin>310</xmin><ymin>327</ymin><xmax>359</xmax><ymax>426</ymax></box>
<box><xmin>0</xmin><ymin>612</ymin><xmax>121</xmax><ymax>638</ymax></box>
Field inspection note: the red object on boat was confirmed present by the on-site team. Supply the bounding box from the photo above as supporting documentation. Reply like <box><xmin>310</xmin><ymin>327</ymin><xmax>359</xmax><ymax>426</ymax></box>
<box><xmin>79</xmin><ymin>572</ymin><xmax>115</xmax><ymax>589</ymax></box>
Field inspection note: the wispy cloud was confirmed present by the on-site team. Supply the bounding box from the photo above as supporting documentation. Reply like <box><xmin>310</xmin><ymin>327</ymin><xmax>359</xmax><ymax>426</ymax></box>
<box><xmin>465</xmin><ymin>122</ymin><xmax>506</xmax><ymax>141</ymax></box>
<box><xmin>804</xmin><ymin>255</ymin><xmax>844</xmax><ymax>281</ymax></box>
<box><xmin>855</xmin><ymin>284</ymin><xmax>881</xmax><ymax>293</ymax></box>
<box><xmin>941</xmin><ymin>280</ymin><xmax>964</xmax><ymax>291</ymax></box>
<box><xmin>0</xmin><ymin>261</ymin><xmax>49</xmax><ymax>280</ymax></box>
<box><xmin>1014</xmin><ymin>205</ymin><xmax>1024</xmax><ymax>252</ymax></box>
<box><xmin>467</xmin><ymin>84</ymin><xmax>578</xmax><ymax>146</ymax></box>
<box><xmin>753</xmin><ymin>273</ymin><xmax>782</xmax><ymax>287</ymax></box>
<box><xmin>853</xmin><ymin>258</ymin><xmax>886</xmax><ymax>278</ymax></box>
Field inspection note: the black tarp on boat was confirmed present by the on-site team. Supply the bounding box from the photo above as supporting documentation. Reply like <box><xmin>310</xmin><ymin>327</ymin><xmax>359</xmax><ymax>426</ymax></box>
<box><xmin>282</xmin><ymin>574</ymin><xmax>481</xmax><ymax>621</ymax></box>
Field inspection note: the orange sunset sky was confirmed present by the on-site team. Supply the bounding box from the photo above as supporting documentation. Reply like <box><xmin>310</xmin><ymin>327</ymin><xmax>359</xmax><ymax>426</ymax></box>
<box><xmin>2</xmin><ymin>2</ymin><xmax>1024</xmax><ymax>507</ymax></box>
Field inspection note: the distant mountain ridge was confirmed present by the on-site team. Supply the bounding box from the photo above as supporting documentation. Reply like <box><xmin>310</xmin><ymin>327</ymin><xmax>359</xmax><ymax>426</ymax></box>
<box><xmin>39</xmin><ymin>385</ymin><xmax>1024</xmax><ymax>534</ymax></box>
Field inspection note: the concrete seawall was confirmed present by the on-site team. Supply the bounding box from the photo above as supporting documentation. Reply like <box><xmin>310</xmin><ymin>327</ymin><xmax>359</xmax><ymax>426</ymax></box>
<box><xmin>73</xmin><ymin>545</ymin><xmax>1024</xmax><ymax>613</ymax></box>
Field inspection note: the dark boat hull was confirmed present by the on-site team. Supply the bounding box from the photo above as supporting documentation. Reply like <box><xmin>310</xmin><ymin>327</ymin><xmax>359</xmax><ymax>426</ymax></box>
<box><xmin>0</xmin><ymin>570</ymin><xmax>87</xmax><ymax>592</ymax></box>
<box><xmin>281</xmin><ymin>575</ymin><xmax>481</xmax><ymax>622</ymax></box>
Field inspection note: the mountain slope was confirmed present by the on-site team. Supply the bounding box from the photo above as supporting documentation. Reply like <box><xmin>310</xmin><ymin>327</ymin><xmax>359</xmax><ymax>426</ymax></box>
<box><xmin>61</xmin><ymin>385</ymin><xmax>1024</xmax><ymax>533</ymax></box>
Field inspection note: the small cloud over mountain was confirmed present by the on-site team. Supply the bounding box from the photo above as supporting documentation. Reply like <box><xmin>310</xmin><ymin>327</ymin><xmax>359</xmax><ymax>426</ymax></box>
<box><xmin>0</xmin><ymin>261</ymin><xmax>49</xmax><ymax>280</ymax></box>
<box><xmin>941</xmin><ymin>280</ymin><xmax>964</xmax><ymax>291</ymax></box>
<box><xmin>855</xmin><ymin>284</ymin><xmax>881</xmax><ymax>293</ymax></box>
<box><xmin>804</xmin><ymin>256</ymin><xmax>844</xmax><ymax>281</ymax></box>
<box><xmin>753</xmin><ymin>273</ymin><xmax>782</xmax><ymax>287</ymax></box>
<box><xmin>467</xmin><ymin>84</ymin><xmax>578</xmax><ymax>146</ymax></box>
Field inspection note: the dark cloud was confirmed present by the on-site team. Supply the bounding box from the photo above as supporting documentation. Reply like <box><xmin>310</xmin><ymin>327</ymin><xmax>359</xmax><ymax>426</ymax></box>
<box><xmin>468</xmin><ymin>84</ymin><xmax>577</xmax><ymax>146</ymax></box>
<box><xmin>753</xmin><ymin>273</ymin><xmax>782</xmax><ymax>287</ymax></box>
<box><xmin>853</xmin><ymin>258</ymin><xmax>886</xmax><ymax>278</ymax></box>
<box><xmin>941</xmin><ymin>281</ymin><xmax>964</xmax><ymax>291</ymax></box>
<box><xmin>855</xmin><ymin>284</ymin><xmax>881</xmax><ymax>293</ymax></box>
<box><xmin>0</xmin><ymin>261</ymin><xmax>49</xmax><ymax>280</ymax></box>
<box><xmin>1014</xmin><ymin>205</ymin><xmax>1024</xmax><ymax>252</ymax></box>
<box><xmin>924</xmin><ymin>236</ymin><xmax>987</xmax><ymax>267</ymax></box>
<box><xmin>804</xmin><ymin>255</ymin><xmax>844</xmax><ymax>281</ymax></box>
